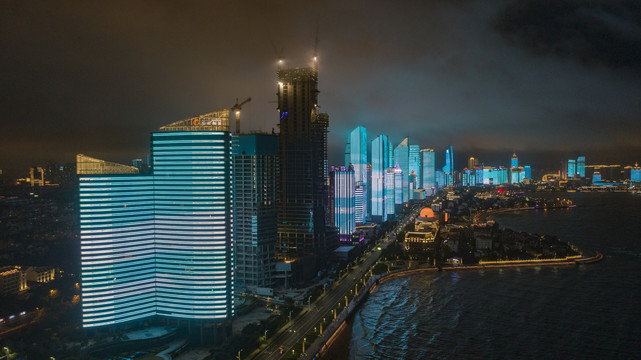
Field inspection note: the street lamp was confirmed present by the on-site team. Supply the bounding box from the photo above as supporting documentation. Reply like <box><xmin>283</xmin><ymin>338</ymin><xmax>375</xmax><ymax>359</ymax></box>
<box><xmin>308</xmin><ymin>296</ymin><xmax>312</xmax><ymax>307</ymax></box>
<box><xmin>264</xmin><ymin>330</ymin><xmax>268</xmax><ymax>342</ymax></box>
<box><xmin>237</xmin><ymin>349</ymin><xmax>243</xmax><ymax>360</ymax></box>
<box><xmin>289</xmin><ymin>311</ymin><xmax>293</xmax><ymax>323</ymax></box>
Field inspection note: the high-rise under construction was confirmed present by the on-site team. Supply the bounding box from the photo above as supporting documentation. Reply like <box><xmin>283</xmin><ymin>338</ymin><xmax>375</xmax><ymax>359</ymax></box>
<box><xmin>276</xmin><ymin>66</ymin><xmax>337</xmax><ymax>280</ymax></box>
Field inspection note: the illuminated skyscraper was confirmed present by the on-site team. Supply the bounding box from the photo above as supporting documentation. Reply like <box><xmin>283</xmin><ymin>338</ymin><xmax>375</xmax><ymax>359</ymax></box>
<box><xmin>331</xmin><ymin>166</ymin><xmax>356</xmax><ymax>241</ymax></box>
<box><xmin>409</xmin><ymin>145</ymin><xmax>420</xmax><ymax>189</ymax></box>
<box><xmin>442</xmin><ymin>145</ymin><xmax>454</xmax><ymax>186</ymax></box>
<box><xmin>153</xmin><ymin>116</ymin><xmax>234</xmax><ymax>322</ymax></box>
<box><xmin>371</xmin><ymin>135</ymin><xmax>389</xmax><ymax>222</ymax></box>
<box><xmin>393</xmin><ymin>138</ymin><xmax>409</xmax><ymax>203</ymax></box>
<box><xmin>345</xmin><ymin>126</ymin><xmax>368</xmax><ymax>185</ymax></box>
<box><xmin>421</xmin><ymin>149</ymin><xmax>435</xmax><ymax>195</ymax></box>
<box><xmin>233</xmin><ymin>134</ymin><xmax>278</xmax><ymax>289</ymax></box>
<box><xmin>78</xmin><ymin>110</ymin><xmax>234</xmax><ymax>328</ymax></box>
<box><xmin>385</xmin><ymin>167</ymin><xmax>396</xmax><ymax>219</ymax></box>
<box><xmin>394</xmin><ymin>163</ymin><xmax>404</xmax><ymax>210</ymax></box>
<box><xmin>345</xmin><ymin>126</ymin><xmax>368</xmax><ymax>221</ymax></box>
<box><xmin>435</xmin><ymin>171</ymin><xmax>445</xmax><ymax>190</ymax></box>
<box><xmin>474</xmin><ymin>167</ymin><xmax>483</xmax><ymax>185</ymax></box>
<box><xmin>511</xmin><ymin>167</ymin><xmax>525</xmax><ymax>184</ymax></box>
<box><xmin>355</xmin><ymin>185</ymin><xmax>366</xmax><ymax>224</ymax></box>
<box><xmin>482</xmin><ymin>166</ymin><xmax>509</xmax><ymax>185</ymax></box>
<box><xmin>524</xmin><ymin>165</ymin><xmax>532</xmax><ymax>180</ymax></box>
<box><xmin>567</xmin><ymin>159</ymin><xmax>577</xmax><ymax>179</ymax></box>
<box><xmin>630</xmin><ymin>163</ymin><xmax>641</xmax><ymax>182</ymax></box>
<box><xmin>511</xmin><ymin>153</ymin><xmax>518</xmax><ymax>168</ymax></box>
<box><xmin>577</xmin><ymin>156</ymin><xmax>586</xmax><ymax>178</ymax></box>
<box><xmin>276</xmin><ymin>67</ymin><xmax>335</xmax><ymax>266</ymax></box>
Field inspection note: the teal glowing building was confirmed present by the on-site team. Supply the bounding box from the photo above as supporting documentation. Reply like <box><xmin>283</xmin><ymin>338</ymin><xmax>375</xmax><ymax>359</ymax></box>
<box><xmin>421</xmin><ymin>149</ymin><xmax>435</xmax><ymax>195</ymax></box>
<box><xmin>409</xmin><ymin>145</ymin><xmax>420</xmax><ymax>189</ymax></box>
<box><xmin>345</xmin><ymin>126</ymin><xmax>368</xmax><ymax>186</ymax></box>
<box><xmin>78</xmin><ymin>110</ymin><xmax>234</xmax><ymax>328</ymax></box>
<box><xmin>330</xmin><ymin>165</ymin><xmax>356</xmax><ymax>241</ymax></box>
<box><xmin>567</xmin><ymin>159</ymin><xmax>577</xmax><ymax>178</ymax></box>
<box><xmin>393</xmin><ymin>138</ymin><xmax>409</xmax><ymax>203</ymax></box>
<box><xmin>511</xmin><ymin>153</ymin><xmax>518</xmax><ymax>168</ymax></box>
<box><xmin>442</xmin><ymin>145</ymin><xmax>454</xmax><ymax>186</ymax></box>
<box><xmin>371</xmin><ymin>135</ymin><xmax>389</xmax><ymax>222</ymax></box>
<box><xmin>577</xmin><ymin>156</ymin><xmax>586</xmax><ymax>178</ymax></box>
<box><xmin>385</xmin><ymin>167</ymin><xmax>396</xmax><ymax>219</ymax></box>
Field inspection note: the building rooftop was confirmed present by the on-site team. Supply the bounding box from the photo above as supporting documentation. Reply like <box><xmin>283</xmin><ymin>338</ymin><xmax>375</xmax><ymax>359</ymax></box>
<box><xmin>76</xmin><ymin>154</ymin><xmax>139</xmax><ymax>175</ymax></box>
<box><xmin>159</xmin><ymin>109</ymin><xmax>230</xmax><ymax>132</ymax></box>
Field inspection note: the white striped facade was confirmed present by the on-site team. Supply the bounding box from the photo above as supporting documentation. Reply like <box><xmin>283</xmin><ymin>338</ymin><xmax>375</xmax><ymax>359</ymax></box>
<box><xmin>79</xmin><ymin>131</ymin><xmax>234</xmax><ymax>328</ymax></box>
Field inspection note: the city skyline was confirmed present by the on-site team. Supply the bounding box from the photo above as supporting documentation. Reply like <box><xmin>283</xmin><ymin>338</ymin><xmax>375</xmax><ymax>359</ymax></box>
<box><xmin>2</xmin><ymin>1</ymin><xmax>641</xmax><ymax>179</ymax></box>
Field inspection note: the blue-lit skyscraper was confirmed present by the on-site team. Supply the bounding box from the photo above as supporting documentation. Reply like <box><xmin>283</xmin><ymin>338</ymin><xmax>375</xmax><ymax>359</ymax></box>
<box><xmin>511</xmin><ymin>167</ymin><xmax>524</xmax><ymax>184</ymax></box>
<box><xmin>393</xmin><ymin>138</ymin><xmax>409</xmax><ymax>203</ymax></box>
<box><xmin>442</xmin><ymin>145</ymin><xmax>454</xmax><ymax>186</ymax></box>
<box><xmin>421</xmin><ymin>149</ymin><xmax>435</xmax><ymax>195</ymax></box>
<box><xmin>524</xmin><ymin>165</ymin><xmax>532</xmax><ymax>180</ymax></box>
<box><xmin>371</xmin><ymin>135</ymin><xmax>389</xmax><ymax>223</ymax></box>
<box><xmin>567</xmin><ymin>159</ymin><xmax>577</xmax><ymax>179</ymax></box>
<box><xmin>345</xmin><ymin>126</ymin><xmax>368</xmax><ymax>186</ymax></box>
<box><xmin>482</xmin><ymin>166</ymin><xmax>509</xmax><ymax>185</ymax></box>
<box><xmin>345</xmin><ymin>126</ymin><xmax>367</xmax><ymax>221</ymax></box>
<box><xmin>393</xmin><ymin>164</ymin><xmax>404</xmax><ymax>212</ymax></box>
<box><xmin>630</xmin><ymin>163</ymin><xmax>641</xmax><ymax>182</ymax></box>
<box><xmin>331</xmin><ymin>166</ymin><xmax>356</xmax><ymax>241</ymax></box>
<box><xmin>409</xmin><ymin>145</ymin><xmax>420</xmax><ymax>189</ymax></box>
<box><xmin>355</xmin><ymin>185</ymin><xmax>366</xmax><ymax>224</ymax></box>
<box><xmin>511</xmin><ymin>153</ymin><xmax>518</xmax><ymax>168</ymax></box>
<box><xmin>385</xmin><ymin>167</ymin><xmax>395</xmax><ymax>218</ymax></box>
<box><xmin>78</xmin><ymin>110</ymin><xmax>234</xmax><ymax>328</ymax></box>
<box><xmin>78</xmin><ymin>156</ymin><xmax>155</xmax><ymax>328</ymax></box>
<box><xmin>153</xmin><ymin>119</ymin><xmax>233</xmax><ymax>321</ymax></box>
<box><xmin>577</xmin><ymin>156</ymin><xmax>586</xmax><ymax>178</ymax></box>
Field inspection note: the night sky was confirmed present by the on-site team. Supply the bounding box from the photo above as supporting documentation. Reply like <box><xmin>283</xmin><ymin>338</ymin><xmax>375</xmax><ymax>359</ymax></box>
<box><xmin>2</xmin><ymin>0</ymin><xmax>640</xmax><ymax>179</ymax></box>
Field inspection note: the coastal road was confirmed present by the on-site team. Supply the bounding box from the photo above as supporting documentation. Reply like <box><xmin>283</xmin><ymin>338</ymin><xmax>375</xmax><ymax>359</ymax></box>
<box><xmin>252</xmin><ymin>247</ymin><xmax>382</xmax><ymax>360</ymax></box>
<box><xmin>252</xmin><ymin>204</ymin><xmax>425</xmax><ymax>360</ymax></box>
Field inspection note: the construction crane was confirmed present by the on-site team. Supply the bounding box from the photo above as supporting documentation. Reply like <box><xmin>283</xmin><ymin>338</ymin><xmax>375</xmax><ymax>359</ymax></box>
<box><xmin>231</xmin><ymin>97</ymin><xmax>251</xmax><ymax>134</ymax></box>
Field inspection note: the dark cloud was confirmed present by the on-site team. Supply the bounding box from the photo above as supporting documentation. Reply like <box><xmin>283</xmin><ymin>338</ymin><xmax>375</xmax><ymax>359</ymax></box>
<box><xmin>0</xmin><ymin>0</ymin><xmax>640</xmax><ymax>179</ymax></box>
<box><xmin>495</xmin><ymin>0</ymin><xmax>641</xmax><ymax>68</ymax></box>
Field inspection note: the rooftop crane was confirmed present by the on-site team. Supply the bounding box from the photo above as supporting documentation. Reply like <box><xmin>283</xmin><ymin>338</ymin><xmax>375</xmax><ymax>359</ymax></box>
<box><xmin>231</xmin><ymin>97</ymin><xmax>251</xmax><ymax>134</ymax></box>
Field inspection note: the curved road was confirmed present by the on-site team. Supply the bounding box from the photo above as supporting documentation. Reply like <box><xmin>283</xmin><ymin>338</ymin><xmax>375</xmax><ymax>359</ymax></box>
<box><xmin>252</xmin><ymin>204</ymin><xmax>424</xmax><ymax>360</ymax></box>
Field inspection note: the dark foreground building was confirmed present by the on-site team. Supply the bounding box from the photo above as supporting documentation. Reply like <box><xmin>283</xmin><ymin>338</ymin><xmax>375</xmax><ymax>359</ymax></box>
<box><xmin>276</xmin><ymin>66</ymin><xmax>337</xmax><ymax>284</ymax></box>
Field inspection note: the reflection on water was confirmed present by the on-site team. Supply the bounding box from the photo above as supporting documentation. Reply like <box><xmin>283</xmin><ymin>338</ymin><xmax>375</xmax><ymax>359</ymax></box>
<box><xmin>349</xmin><ymin>193</ymin><xmax>641</xmax><ymax>359</ymax></box>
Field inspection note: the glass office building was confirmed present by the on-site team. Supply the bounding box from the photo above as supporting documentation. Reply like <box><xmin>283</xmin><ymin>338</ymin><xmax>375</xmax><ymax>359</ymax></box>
<box><xmin>421</xmin><ymin>149</ymin><xmax>435</xmax><ymax>195</ymax></box>
<box><xmin>577</xmin><ymin>156</ymin><xmax>586</xmax><ymax>178</ymax></box>
<box><xmin>567</xmin><ymin>159</ymin><xmax>577</xmax><ymax>179</ymax></box>
<box><xmin>371</xmin><ymin>135</ymin><xmax>389</xmax><ymax>222</ymax></box>
<box><xmin>331</xmin><ymin>166</ymin><xmax>356</xmax><ymax>240</ymax></box>
<box><xmin>409</xmin><ymin>145</ymin><xmax>420</xmax><ymax>189</ymax></box>
<box><xmin>78</xmin><ymin>110</ymin><xmax>234</xmax><ymax>328</ymax></box>
<box><xmin>442</xmin><ymin>145</ymin><xmax>454</xmax><ymax>186</ymax></box>
<box><xmin>393</xmin><ymin>138</ymin><xmax>409</xmax><ymax>203</ymax></box>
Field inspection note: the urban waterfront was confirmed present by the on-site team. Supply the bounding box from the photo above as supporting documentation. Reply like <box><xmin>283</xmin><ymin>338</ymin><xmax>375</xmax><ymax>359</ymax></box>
<box><xmin>345</xmin><ymin>192</ymin><xmax>641</xmax><ymax>359</ymax></box>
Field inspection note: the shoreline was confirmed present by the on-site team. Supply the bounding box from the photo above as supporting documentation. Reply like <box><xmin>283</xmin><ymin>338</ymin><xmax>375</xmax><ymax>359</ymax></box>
<box><xmin>323</xmin><ymin>251</ymin><xmax>603</xmax><ymax>358</ymax></box>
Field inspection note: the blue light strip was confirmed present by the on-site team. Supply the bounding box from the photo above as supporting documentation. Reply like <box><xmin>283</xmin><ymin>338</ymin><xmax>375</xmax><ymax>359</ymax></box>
<box><xmin>79</xmin><ymin>131</ymin><xmax>234</xmax><ymax>328</ymax></box>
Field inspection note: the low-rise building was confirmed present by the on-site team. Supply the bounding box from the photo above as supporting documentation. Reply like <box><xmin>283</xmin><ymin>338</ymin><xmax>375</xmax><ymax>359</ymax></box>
<box><xmin>0</xmin><ymin>266</ymin><xmax>28</xmax><ymax>295</ymax></box>
<box><xmin>25</xmin><ymin>266</ymin><xmax>56</xmax><ymax>283</ymax></box>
